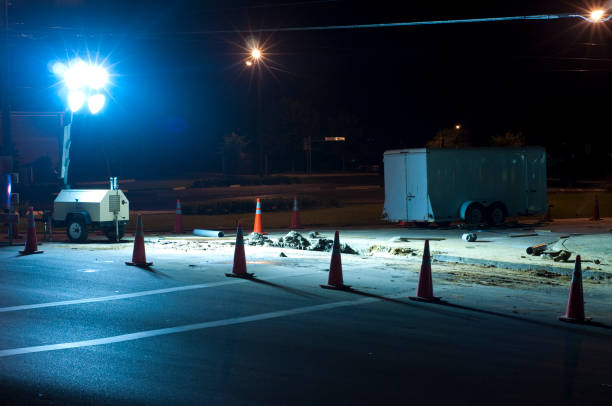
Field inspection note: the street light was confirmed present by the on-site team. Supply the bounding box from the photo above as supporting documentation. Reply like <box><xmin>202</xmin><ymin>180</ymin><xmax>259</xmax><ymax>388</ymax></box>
<box><xmin>51</xmin><ymin>57</ymin><xmax>112</xmax><ymax>188</ymax></box>
<box><xmin>590</xmin><ymin>9</ymin><xmax>605</xmax><ymax>22</ymax></box>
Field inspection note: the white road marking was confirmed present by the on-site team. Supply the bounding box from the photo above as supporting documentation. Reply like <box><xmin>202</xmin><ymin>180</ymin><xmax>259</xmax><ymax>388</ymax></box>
<box><xmin>0</xmin><ymin>272</ymin><xmax>319</xmax><ymax>313</ymax></box>
<box><xmin>0</xmin><ymin>294</ymin><xmax>405</xmax><ymax>357</ymax></box>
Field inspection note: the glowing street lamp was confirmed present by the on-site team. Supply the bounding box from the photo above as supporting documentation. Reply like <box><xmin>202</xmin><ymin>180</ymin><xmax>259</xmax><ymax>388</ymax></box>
<box><xmin>590</xmin><ymin>9</ymin><xmax>605</xmax><ymax>22</ymax></box>
<box><xmin>251</xmin><ymin>48</ymin><xmax>262</xmax><ymax>60</ymax></box>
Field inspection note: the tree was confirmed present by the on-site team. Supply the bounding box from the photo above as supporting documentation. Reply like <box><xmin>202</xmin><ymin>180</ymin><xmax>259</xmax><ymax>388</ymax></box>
<box><xmin>489</xmin><ymin>131</ymin><xmax>525</xmax><ymax>147</ymax></box>
<box><xmin>220</xmin><ymin>131</ymin><xmax>250</xmax><ymax>174</ymax></box>
<box><xmin>426</xmin><ymin>127</ymin><xmax>472</xmax><ymax>148</ymax></box>
<box><xmin>279</xmin><ymin>98</ymin><xmax>320</xmax><ymax>172</ymax></box>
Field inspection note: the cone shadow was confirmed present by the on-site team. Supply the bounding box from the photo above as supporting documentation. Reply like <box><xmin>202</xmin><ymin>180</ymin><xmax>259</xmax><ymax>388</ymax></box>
<box><xmin>246</xmin><ymin>276</ymin><xmax>323</xmax><ymax>299</ymax></box>
<box><xmin>127</xmin><ymin>264</ymin><xmax>171</xmax><ymax>279</ymax></box>
<box><xmin>340</xmin><ymin>289</ymin><xmax>612</xmax><ymax>335</ymax></box>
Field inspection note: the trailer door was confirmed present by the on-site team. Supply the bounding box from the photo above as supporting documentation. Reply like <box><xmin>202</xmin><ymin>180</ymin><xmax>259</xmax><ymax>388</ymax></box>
<box><xmin>383</xmin><ymin>153</ymin><xmax>407</xmax><ymax>220</ymax></box>
<box><xmin>405</xmin><ymin>151</ymin><xmax>429</xmax><ymax>221</ymax></box>
<box><xmin>525</xmin><ymin>148</ymin><xmax>547</xmax><ymax>214</ymax></box>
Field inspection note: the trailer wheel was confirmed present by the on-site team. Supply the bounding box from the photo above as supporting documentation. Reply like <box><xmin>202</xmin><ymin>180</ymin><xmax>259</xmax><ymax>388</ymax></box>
<box><xmin>465</xmin><ymin>204</ymin><xmax>484</xmax><ymax>225</ymax></box>
<box><xmin>67</xmin><ymin>217</ymin><xmax>88</xmax><ymax>243</ymax></box>
<box><xmin>486</xmin><ymin>204</ymin><xmax>506</xmax><ymax>226</ymax></box>
<box><xmin>104</xmin><ymin>225</ymin><xmax>126</xmax><ymax>242</ymax></box>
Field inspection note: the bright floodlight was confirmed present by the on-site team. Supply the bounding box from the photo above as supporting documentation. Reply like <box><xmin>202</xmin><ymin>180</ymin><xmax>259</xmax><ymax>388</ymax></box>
<box><xmin>64</xmin><ymin>59</ymin><xmax>89</xmax><ymax>90</ymax></box>
<box><xmin>52</xmin><ymin>62</ymin><xmax>66</xmax><ymax>75</ymax></box>
<box><xmin>591</xmin><ymin>9</ymin><xmax>604</xmax><ymax>21</ymax></box>
<box><xmin>68</xmin><ymin>90</ymin><xmax>86</xmax><ymax>112</ymax></box>
<box><xmin>87</xmin><ymin>65</ymin><xmax>109</xmax><ymax>89</ymax></box>
<box><xmin>87</xmin><ymin>94</ymin><xmax>106</xmax><ymax>114</ymax></box>
<box><xmin>251</xmin><ymin>48</ymin><xmax>262</xmax><ymax>60</ymax></box>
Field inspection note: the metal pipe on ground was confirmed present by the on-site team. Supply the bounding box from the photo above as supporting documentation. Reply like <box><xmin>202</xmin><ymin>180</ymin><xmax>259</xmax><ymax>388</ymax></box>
<box><xmin>526</xmin><ymin>243</ymin><xmax>547</xmax><ymax>255</ymax></box>
<box><xmin>193</xmin><ymin>229</ymin><xmax>225</xmax><ymax>238</ymax></box>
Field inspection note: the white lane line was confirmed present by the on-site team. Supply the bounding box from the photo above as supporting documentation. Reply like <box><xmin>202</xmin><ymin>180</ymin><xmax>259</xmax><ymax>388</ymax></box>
<box><xmin>0</xmin><ymin>295</ymin><xmax>400</xmax><ymax>358</ymax></box>
<box><xmin>0</xmin><ymin>272</ymin><xmax>318</xmax><ymax>313</ymax></box>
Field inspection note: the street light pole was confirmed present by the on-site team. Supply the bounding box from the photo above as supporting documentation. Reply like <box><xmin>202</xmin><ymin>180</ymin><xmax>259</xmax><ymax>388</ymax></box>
<box><xmin>1</xmin><ymin>0</ymin><xmax>11</xmax><ymax>162</ymax></box>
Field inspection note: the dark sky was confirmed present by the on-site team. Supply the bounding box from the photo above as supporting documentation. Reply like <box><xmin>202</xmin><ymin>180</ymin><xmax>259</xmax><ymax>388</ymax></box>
<box><xmin>5</xmin><ymin>0</ymin><xmax>612</xmax><ymax>179</ymax></box>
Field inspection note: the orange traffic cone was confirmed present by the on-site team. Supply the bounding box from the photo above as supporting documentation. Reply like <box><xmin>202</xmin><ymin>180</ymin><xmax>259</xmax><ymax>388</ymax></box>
<box><xmin>126</xmin><ymin>214</ymin><xmax>152</xmax><ymax>267</ymax></box>
<box><xmin>589</xmin><ymin>196</ymin><xmax>602</xmax><ymax>221</ymax></box>
<box><xmin>226</xmin><ymin>222</ymin><xmax>254</xmax><ymax>278</ymax></box>
<box><xmin>559</xmin><ymin>255</ymin><xmax>591</xmax><ymax>324</ymax></box>
<box><xmin>290</xmin><ymin>196</ymin><xmax>302</xmax><ymax>229</ymax></box>
<box><xmin>542</xmin><ymin>204</ymin><xmax>553</xmax><ymax>223</ymax></box>
<box><xmin>320</xmin><ymin>231</ymin><xmax>351</xmax><ymax>290</ymax></box>
<box><xmin>253</xmin><ymin>198</ymin><xmax>267</xmax><ymax>234</ymax></box>
<box><xmin>19</xmin><ymin>207</ymin><xmax>43</xmax><ymax>255</ymax></box>
<box><xmin>410</xmin><ymin>240</ymin><xmax>442</xmax><ymax>302</ymax></box>
<box><xmin>173</xmin><ymin>199</ymin><xmax>184</xmax><ymax>233</ymax></box>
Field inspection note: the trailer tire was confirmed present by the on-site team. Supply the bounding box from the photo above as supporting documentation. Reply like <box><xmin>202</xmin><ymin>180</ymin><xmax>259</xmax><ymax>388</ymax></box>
<box><xmin>465</xmin><ymin>204</ymin><xmax>484</xmax><ymax>225</ymax></box>
<box><xmin>486</xmin><ymin>203</ymin><xmax>506</xmax><ymax>226</ymax></box>
<box><xmin>67</xmin><ymin>216</ymin><xmax>88</xmax><ymax>243</ymax></box>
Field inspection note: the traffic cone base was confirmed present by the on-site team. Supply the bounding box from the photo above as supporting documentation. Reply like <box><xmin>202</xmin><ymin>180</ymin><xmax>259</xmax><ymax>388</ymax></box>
<box><xmin>18</xmin><ymin>249</ymin><xmax>43</xmax><ymax>255</ymax></box>
<box><xmin>409</xmin><ymin>296</ymin><xmax>443</xmax><ymax>303</ymax></box>
<box><xmin>126</xmin><ymin>261</ymin><xmax>153</xmax><ymax>267</ymax></box>
<box><xmin>225</xmin><ymin>272</ymin><xmax>255</xmax><ymax>279</ymax></box>
<box><xmin>320</xmin><ymin>283</ymin><xmax>352</xmax><ymax>291</ymax></box>
<box><xmin>559</xmin><ymin>315</ymin><xmax>592</xmax><ymax>324</ymax></box>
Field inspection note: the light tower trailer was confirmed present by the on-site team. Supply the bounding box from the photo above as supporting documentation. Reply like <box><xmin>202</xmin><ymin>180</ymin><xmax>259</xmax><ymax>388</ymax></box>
<box><xmin>382</xmin><ymin>147</ymin><xmax>547</xmax><ymax>226</ymax></box>
<box><xmin>53</xmin><ymin>178</ymin><xmax>129</xmax><ymax>243</ymax></box>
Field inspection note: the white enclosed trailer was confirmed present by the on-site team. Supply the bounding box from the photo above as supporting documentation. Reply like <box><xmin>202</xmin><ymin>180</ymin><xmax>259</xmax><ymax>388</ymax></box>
<box><xmin>383</xmin><ymin>147</ymin><xmax>547</xmax><ymax>225</ymax></box>
<box><xmin>53</xmin><ymin>180</ymin><xmax>129</xmax><ymax>242</ymax></box>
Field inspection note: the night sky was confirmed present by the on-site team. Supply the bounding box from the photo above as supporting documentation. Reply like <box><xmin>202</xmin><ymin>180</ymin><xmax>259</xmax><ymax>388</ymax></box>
<box><xmin>4</xmin><ymin>0</ymin><xmax>611</xmax><ymax>180</ymax></box>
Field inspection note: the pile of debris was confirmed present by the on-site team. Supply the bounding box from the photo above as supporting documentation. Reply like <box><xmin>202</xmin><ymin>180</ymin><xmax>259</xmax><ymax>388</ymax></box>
<box><xmin>247</xmin><ymin>230</ymin><xmax>359</xmax><ymax>254</ymax></box>
<box><xmin>247</xmin><ymin>232</ymin><xmax>275</xmax><ymax>247</ymax></box>
<box><xmin>277</xmin><ymin>231</ymin><xmax>311</xmax><ymax>250</ymax></box>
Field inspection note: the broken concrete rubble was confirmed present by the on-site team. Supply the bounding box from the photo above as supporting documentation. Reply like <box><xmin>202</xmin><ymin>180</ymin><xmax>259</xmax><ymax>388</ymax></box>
<box><xmin>277</xmin><ymin>231</ymin><xmax>311</xmax><ymax>250</ymax></box>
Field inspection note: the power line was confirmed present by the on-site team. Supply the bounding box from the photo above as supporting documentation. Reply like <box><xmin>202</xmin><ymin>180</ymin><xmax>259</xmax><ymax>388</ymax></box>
<box><xmin>8</xmin><ymin>12</ymin><xmax>608</xmax><ymax>39</ymax></box>
<box><xmin>171</xmin><ymin>13</ymin><xmax>603</xmax><ymax>35</ymax></box>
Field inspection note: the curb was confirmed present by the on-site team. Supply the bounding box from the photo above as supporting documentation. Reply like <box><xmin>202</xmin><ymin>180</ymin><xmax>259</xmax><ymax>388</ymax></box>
<box><xmin>432</xmin><ymin>254</ymin><xmax>612</xmax><ymax>281</ymax></box>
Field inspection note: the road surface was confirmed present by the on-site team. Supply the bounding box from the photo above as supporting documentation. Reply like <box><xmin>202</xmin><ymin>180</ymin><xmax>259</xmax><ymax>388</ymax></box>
<box><xmin>1</xmin><ymin>243</ymin><xmax>611</xmax><ymax>405</ymax></box>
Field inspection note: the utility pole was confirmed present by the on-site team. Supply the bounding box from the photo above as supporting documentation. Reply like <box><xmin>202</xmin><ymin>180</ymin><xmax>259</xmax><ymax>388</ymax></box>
<box><xmin>1</xmin><ymin>0</ymin><xmax>11</xmax><ymax>167</ymax></box>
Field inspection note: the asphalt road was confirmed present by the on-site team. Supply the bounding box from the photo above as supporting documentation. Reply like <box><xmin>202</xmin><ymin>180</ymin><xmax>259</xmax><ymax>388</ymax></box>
<box><xmin>1</xmin><ymin>244</ymin><xmax>611</xmax><ymax>405</ymax></box>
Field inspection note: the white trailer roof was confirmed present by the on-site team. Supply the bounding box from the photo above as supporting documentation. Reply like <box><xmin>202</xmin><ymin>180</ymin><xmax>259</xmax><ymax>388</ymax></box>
<box><xmin>54</xmin><ymin>189</ymin><xmax>109</xmax><ymax>203</ymax></box>
<box><xmin>384</xmin><ymin>146</ymin><xmax>544</xmax><ymax>155</ymax></box>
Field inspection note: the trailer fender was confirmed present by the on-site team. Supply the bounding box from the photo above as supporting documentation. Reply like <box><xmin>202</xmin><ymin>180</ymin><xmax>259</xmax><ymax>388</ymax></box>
<box><xmin>459</xmin><ymin>201</ymin><xmax>477</xmax><ymax>220</ymax></box>
<box><xmin>66</xmin><ymin>211</ymin><xmax>92</xmax><ymax>225</ymax></box>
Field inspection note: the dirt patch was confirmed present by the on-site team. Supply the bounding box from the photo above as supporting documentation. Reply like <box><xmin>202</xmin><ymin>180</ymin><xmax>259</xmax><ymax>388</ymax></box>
<box><xmin>366</xmin><ymin>245</ymin><xmax>420</xmax><ymax>257</ymax></box>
